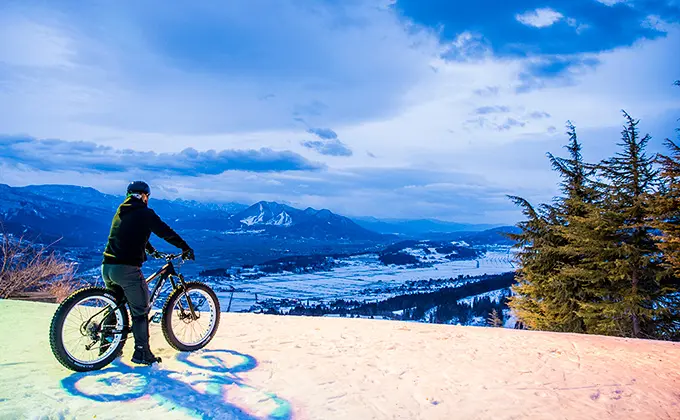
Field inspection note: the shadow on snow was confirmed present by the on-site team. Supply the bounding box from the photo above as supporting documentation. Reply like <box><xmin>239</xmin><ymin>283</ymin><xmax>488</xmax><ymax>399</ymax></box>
<box><xmin>61</xmin><ymin>349</ymin><xmax>292</xmax><ymax>420</ymax></box>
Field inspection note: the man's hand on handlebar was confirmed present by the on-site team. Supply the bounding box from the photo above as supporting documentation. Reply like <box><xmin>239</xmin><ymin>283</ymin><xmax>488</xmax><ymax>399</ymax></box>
<box><xmin>182</xmin><ymin>248</ymin><xmax>195</xmax><ymax>261</ymax></box>
<box><xmin>147</xmin><ymin>250</ymin><xmax>193</xmax><ymax>261</ymax></box>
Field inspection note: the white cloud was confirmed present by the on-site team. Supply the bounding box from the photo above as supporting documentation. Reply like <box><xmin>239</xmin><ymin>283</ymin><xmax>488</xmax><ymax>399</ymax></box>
<box><xmin>515</xmin><ymin>8</ymin><xmax>564</xmax><ymax>28</ymax></box>
<box><xmin>0</xmin><ymin>17</ymin><xmax>76</xmax><ymax>68</ymax></box>
<box><xmin>596</xmin><ymin>0</ymin><xmax>628</xmax><ymax>6</ymax></box>
<box><xmin>642</xmin><ymin>15</ymin><xmax>672</xmax><ymax>32</ymax></box>
<box><xmin>566</xmin><ymin>17</ymin><xmax>589</xmax><ymax>33</ymax></box>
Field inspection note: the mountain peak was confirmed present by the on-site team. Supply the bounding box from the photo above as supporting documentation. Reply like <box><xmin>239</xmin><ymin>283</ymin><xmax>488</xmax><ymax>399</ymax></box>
<box><xmin>238</xmin><ymin>201</ymin><xmax>293</xmax><ymax>227</ymax></box>
<box><xmin>229</xmin><ymin>202</ymin><xmax>381</xmax><ymax>239</ymax></box>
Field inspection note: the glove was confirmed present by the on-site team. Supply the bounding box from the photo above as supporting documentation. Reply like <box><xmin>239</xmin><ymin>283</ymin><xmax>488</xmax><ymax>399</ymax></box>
<box><xmin>182</xmin><ymin>248</ymin><xmax>195</xmax><ymax>261</ymax></box>
<box><xmin>146</xmin><ymin>245</ymin><xmax>162</xmax><ymax>259</ymax></box>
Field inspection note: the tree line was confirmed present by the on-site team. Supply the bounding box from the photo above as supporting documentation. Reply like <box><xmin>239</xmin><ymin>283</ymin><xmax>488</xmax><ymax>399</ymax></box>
<box><xmin>507</xmin><ymin>81</ymin><xmax>680</xmax><ymax>341</ymax></box>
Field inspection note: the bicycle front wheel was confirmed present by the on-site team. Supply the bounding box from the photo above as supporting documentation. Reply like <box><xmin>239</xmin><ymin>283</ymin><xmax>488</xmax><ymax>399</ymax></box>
<box><xmin>161</xmin><ymin>281</ymin><xmax>221</xmax><ymax>352</ymax></box>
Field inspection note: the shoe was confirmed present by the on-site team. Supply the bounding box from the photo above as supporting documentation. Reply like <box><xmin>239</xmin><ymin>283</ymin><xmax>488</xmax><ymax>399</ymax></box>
<box><xmin>131</xmin><ymin>345</ymin><xmax>162</xmax><ymax>365</ymax></box>
<box><xmin>130</xmin><ymin>314</ymin><xmax>161</xmax><ymax>365</ymax></box>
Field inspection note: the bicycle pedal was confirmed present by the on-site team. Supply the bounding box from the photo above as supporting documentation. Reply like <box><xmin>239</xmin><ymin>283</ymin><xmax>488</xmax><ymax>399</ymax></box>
<box><xmin>151</xmin><ymin>312</ymin><xmax>162</xmax><ymax>323</ymax></box>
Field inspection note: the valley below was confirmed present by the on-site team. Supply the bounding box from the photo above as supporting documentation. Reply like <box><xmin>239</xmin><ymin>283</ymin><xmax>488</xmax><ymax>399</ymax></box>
<box><xmin>200</xmin><ymin>246</ymin><xmax>516</xmax><ymax>313</ymax></box>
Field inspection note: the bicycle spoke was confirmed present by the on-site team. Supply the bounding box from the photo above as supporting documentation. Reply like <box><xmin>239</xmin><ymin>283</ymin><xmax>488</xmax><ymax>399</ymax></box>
<box><xmin>61</xmin><ymin>296</ymin><xmax>122</xmax><ymax>365</ymax></box>
<box><xmin>168</xmin><ymin>287</ymin><xmax>217</xmax><ymax>347</ymax></box>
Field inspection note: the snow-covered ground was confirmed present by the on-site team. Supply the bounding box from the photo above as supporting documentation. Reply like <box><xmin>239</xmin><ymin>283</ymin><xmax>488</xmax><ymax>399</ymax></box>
<box><xmin>204</xmin><ymin>249</ymin><xmax>516</xmax><ymax>312</ymax></box>
<box><xmin>1</xmin><ymin>299</ymin><xmax>679</xmax><ymax>420</ymax></box>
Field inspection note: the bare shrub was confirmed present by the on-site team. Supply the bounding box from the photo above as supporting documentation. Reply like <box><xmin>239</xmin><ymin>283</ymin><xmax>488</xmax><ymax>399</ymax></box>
<box><xmin>0</xmin><ymin>233</ymin><xmax>76</xmax><ymax>302</ymax></box>
<box><xmin>41</xmin><ymin>277</ymin><xmax>78</xmax><ymax>303</ymax></box>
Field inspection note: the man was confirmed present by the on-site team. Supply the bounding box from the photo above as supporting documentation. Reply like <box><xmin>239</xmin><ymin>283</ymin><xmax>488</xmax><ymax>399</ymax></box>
<box><xmin>101</xmin><ymin>181</ymin><xmax>194</xmax><ymax>365</ymax></box>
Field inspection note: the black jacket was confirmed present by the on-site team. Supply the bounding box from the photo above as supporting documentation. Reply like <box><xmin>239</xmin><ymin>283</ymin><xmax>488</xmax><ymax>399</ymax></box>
<box><xmin>102</xmin><ymin>196</ymin><xmax>190</xmax><ymax>266</ymax></box>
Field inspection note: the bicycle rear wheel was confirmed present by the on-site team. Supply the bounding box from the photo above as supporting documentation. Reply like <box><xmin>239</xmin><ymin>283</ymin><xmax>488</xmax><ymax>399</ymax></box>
<box><xmin>49</xmin><ymin>287</ymin><xmax>129</xmax><ymax>372</ymax></box>
<box><xmin>161</xmin><ymin>281</ymin><xmax>220</xmax><ymax>352</ymax></box>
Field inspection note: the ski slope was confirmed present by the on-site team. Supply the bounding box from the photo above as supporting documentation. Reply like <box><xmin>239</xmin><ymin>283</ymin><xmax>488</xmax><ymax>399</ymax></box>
<box><xmin>1</xmin><ymin>299</ymin><xmax>679</xmax><ymax>420</ymax></box>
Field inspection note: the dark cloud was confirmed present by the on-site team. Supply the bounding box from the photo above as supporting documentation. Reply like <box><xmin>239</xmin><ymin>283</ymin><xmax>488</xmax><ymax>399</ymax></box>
<box><xmin>475</xmin><ymin>105</ymin><xmax>511</xmax><ymax>115</ymax></box>
<box><xmin>0</xmin><ymin>136</ymin><xmax>325</xmax><ymax>175</ymax></box>
<box><xmin>307</xmin><ymin>127</ymin><xmax>339</xmax><ymax>140</ymax></box>
<box><xmin>302</xmin><ymin>139</ymin><xmax>353</xmax><ymax>157</ymax></box>
<box><xmin>301</xmin><ymin>126</ymin><xmax>352</xmax><ymax>156</ymax></box>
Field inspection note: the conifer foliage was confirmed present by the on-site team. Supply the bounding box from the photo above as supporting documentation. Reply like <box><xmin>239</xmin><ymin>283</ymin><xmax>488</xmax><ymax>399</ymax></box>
<box><xmin>508</xmin><ymin>84</ymin><xmax>680</xmax><ymax>340</ymax></box>
<box><xmin>579</xmin><ymin>112</ymin><xmax>663</xmax><ymax>338</ymax></box>
<box><xmin>653</xmin><ymin>81</ymin><xmax>680</xmax><ymax>279</ymax></box>
<box><xmin>647</xmin><ymin>81</ymin><xmax>680</xmax><ymax>339</ymax></box>
<box><xmin>507</xmin><ymin>123</ymin><xmax>596</xmax><ymax>333</ymax></box>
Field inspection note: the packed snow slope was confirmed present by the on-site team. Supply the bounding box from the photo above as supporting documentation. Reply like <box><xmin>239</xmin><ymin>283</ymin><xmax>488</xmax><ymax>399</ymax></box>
<box><xmin>0</xmin><ymin>299</ymin><xmax>679</xmax><ymax>420</ymax></box>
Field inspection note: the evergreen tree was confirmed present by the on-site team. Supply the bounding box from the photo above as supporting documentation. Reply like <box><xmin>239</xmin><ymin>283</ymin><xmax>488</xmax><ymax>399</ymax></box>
<box><xmin>507</xmin><ymin>122</ymin><xmax>596</xmax><ymax>332</ymax></box>
<box><xmin>653</xmin><ymin>144</ymin><xmax>680</xmax><ymax>277</ymax></box>
<box><xmin>578</xmin><ymin>112</ymin><xmax>664</xmax><ymax>338</ymax></box>
<box><xmin>647</xmin><ymin>82</ymin><xmax>680</xmax><ymax>340</ymax></box>
<box><xmin>507</xmin><ymin>85</ymin><xmax>680</xmax><ymax>341</ymax></box>
<box><xmin>555</xmin><ymin>189</ymin><xmax>624</xmax><ymax>336</ymax></box>
<box><xmin>654</xmin><ymin>82</ymin><xmax>680</xmax><ymax>277</ymax></box>
<box><xmin>547</xmin><ymin>122</ymin><xmax>599</xmax><ymax>220</ymax></box>
<box><xmin>544</xmin><ymin>123</ymin><xmax>601</xmax><ymax>333</ymax></box>
<box><xmin>505</xmin><ymin>195</ymin><xmax>561</xmax><ymax>330</ymax></box>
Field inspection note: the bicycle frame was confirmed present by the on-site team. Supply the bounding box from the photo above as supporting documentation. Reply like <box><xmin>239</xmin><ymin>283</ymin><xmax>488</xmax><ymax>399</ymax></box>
<box><xmin>146</xmin><ymin>260</ymin><xmax>177</xmax><ymax>315</ymax></box>
<box><xmin>145</xmin><ymin>259</ymin><xmax>199</xmax><ymax>321</ymax></box>
<box><xmin>82</xmin><ymin>254</ymin><xmax>198</xmax><ymax>338</ymax></box>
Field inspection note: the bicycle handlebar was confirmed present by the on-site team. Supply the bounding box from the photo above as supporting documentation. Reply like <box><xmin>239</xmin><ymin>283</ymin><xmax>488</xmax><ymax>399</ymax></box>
<box><xmin>154</xmin><ymin>251</ymin><xmax>188</xmax><ymax>261</ymax></box>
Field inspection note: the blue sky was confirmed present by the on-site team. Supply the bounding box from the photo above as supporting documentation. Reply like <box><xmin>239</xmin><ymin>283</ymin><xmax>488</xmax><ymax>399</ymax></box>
<box><xmin>0</xmin><ymin>0</ymin><xmax>678</xmax><ymax>224</ymax></box>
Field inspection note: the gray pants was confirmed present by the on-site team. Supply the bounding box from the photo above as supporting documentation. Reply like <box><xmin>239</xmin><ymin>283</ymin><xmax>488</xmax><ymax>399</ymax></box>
<box><xmin>102</xmin><ymin>264</ymin><xmax>150</xmax><ymax>317</ymax></box>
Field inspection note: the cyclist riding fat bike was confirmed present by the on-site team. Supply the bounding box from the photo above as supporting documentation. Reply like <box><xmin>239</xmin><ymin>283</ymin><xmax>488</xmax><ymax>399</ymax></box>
<box><xmin>101</xmin><ymin>180</ymin><xmax>195</xmax><ymax>365</ymax></box>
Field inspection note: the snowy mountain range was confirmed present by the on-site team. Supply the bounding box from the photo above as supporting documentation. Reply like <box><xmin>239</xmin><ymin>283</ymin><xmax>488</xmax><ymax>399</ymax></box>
<box><xmin>0</xmin><ymin>184</ymin><xmax>518</xmax><ymax>253</ymax></box>
<box><xmin>0</xmin><ymin>184</ymin><xmax>381</xmax><ymax>244</ymax></box>
<box><xmin>226</xmin><ymin>201</ymin><xmax>382</xmax><ymax>240</ymax></box>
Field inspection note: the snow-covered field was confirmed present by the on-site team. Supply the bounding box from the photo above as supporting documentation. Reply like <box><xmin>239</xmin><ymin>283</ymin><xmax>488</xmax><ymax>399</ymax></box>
<box><xmin>1</xmin><ymin>299</ymin><xmax>679</xmax><ymax>420</ymax></box>
<box><xmin>207</xmin><ymin>249</ymin><xmax>516</xmax><ymax>312</ymax></box>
